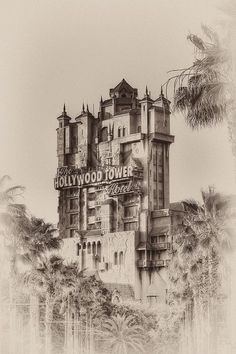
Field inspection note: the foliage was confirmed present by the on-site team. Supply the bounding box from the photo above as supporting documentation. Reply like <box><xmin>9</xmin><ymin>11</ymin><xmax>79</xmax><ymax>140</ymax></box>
<box><xmin>102</xmin><ymin>314</ymin><xmax>146</xmax><ymax>354</ymax></box>
<box><xmin>148</xmin><ymin>305</ymin><xmax>184</xmax><ymax>354</ymax></box>
<box><xmin>164</xmin><ymin>26</ymin><xmax>229</xmax><ymax>130</ymax></box>
<box><xmin>168</xmin><ymin>187</ymin><xmax>234</xmax><ymax>309</ymax></box>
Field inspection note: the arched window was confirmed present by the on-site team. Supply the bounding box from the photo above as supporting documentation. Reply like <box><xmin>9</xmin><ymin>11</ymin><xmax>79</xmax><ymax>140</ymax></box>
<box><xmin>114</xmin><ymin>252</ymin><xmax>118</xmax><ymax>265</ymax></box>
<box><xmin>77</xmin><ymin>244</ymin><xmax>81</xmax><ymax>256</ymax></box>
<box><xmin>118</xmin><ymin>127</ymin><xmax>121</xmax><ymax>138</ymax></box>
<box><xmin>119</xmin><ymin>251</ymin><xmax>124</xmax><ymax>265</ymax></box>
<box><xmin>137</xmin><ymin>126</ymin><xmax>141</xmax><ymax>133</ymax></box>
<box><xmin>87</xmin><ymin>242</ymin><xmax>91</xmax><ymax>254</ymax></box>
<box><xmin>123</xmin><ymin>127</ymin><xmax>126</xmax><ymax>136</ymax></box>
<box><xmin>97</xmin><ymin>241</ymin><xmax>101</xmax><ymax>258</ymax></box>
<box><xmin>92</xmin><ymin>242</ymin><xmax>96</xmax><ymax>255</ymax></box>
<box><xmin>101</xmin><ymin>127</ymin><xmax>108</xmax><ymax>142</ymax></box>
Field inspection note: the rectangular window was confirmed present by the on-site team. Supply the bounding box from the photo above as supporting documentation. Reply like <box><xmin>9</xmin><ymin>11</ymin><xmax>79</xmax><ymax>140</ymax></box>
<box><xmin>68</xmin><ymin>188</ymin><xmax>78</xmax><ymax>197</ymax></box>
<box><xmin>158</xmin><ymin>235</ymin><xmax>166</xmax><ymax>242</ymax></box>
<box><xmin>157</xmin><ymin>143</ymin><xmax>163</xmax><ymax>166</ymax></box>
<box><xmin>153</xmin><ymin>170</ymin><xmax>157</xmax><ymax>182</ymax></box>
<box><xmin>70</xmin><ymin>229</ymin><xmax>77</xmax><ymax>238</ymax></box>
<box><xmin>158</xmin><ymin>189</ymin><xmax>164</xmax><ymax>209</ymax></box>
<box><xmin>124</xmin><ymin>205</ymin><xmax>137</xmax><ymax>218</ymax></box>
<box><xmin>151</xmin><ymin>236</ymin><xmax>158</xmax><ymax>243</ymax></box>
<box><xmin>70</xmin><ymin>198</ymin><xmax>78</xmax><ymax>210</ymax></box>
<box><xmin>70</xmin><ymin>214</ymin><xmax>78</xmax><ymax>226</ymax></box>
<box><xmin>153</xmin><ymin>147</ymin><xmax>157</xmax><ymax>165</ymax></box>
<box><xmin>65</xmin><ymin>126</ymin><xmax>70</xmax><ymax>149</ymax></box>
<box><xmin>124</xmin><ymin>222</ymin><xmax>137</xmax><ymax>231</ymax></box>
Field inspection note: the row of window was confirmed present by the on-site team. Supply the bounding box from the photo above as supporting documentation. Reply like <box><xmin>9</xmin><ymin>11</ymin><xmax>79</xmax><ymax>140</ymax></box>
<box><xmin>76</xmin><ymin>241</ymin><xmax>101</xmax><ymax>256</ymax></box>
<box><xmin>114</xmin><ymin>251</ymin><xmax>124</xmax><ymax>265</ymax></box>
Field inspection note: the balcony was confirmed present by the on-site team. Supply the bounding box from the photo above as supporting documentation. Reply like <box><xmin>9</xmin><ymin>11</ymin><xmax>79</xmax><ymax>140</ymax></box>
<box><xmin>137</xmin><ymin>259</ymin><xmax>165</xmax><ymax>268</ymax></box>
<box><xmin>152</xmin><ymin>260</ymin><xmax>165</xmax><ymax>268</ymax></box>
<box><xmin>151</xmin><ymin>242</ymin><xmax>170</xmax><ymax>251</ymax></box>
<box><xmin>88</xmin><ymin>200</ymin><xmax>96</xmax><ymax>208</ymax></box>
<box><xmin>137</xmin><ymin>260</ymin><xmax>152</xmax><ymax>268</ymax></box>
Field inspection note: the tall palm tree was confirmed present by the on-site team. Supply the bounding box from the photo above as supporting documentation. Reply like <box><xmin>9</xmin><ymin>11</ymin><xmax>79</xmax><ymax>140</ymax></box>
<box><xmin>168</xmin><ymin>187</ymin><xmax>234</xmax><ymax>353</ymax></box>
<box><xmin>102</xmin><ymin>314</ymin><xmax>146</xmax><ymax>354</ymax></box>
<box><xmin>24</xmin><ymin>254</ymin><xmax>65</xmax><ymax>354</ymax></box>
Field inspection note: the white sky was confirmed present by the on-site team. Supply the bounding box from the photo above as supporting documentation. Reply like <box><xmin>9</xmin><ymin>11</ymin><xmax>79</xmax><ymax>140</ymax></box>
<box><xmin>0</xmin><ymin>0</ymin><xmax>234</xmax><ymax>223</ymax></box>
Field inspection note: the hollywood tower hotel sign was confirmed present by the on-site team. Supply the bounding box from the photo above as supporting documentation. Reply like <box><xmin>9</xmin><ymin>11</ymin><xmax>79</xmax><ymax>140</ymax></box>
<box><xmin>55</xmin><ymin>79</ymin><xmax>174</xmax><ymax>303</ymax></box>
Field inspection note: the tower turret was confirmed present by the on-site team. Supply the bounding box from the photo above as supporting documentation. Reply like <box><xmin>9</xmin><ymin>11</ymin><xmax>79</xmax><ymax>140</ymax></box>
<box><xmin>139</xmin><ymin>86</ymin><xmax>153</xmax><ymax>134</ymax></box>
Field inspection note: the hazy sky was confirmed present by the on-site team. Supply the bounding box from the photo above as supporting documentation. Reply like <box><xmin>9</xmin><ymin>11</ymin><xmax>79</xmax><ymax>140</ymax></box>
<box><xmin>0</xmin><ymin>0</ymin><xmax>234</xmax><ymax>223</ymax></box>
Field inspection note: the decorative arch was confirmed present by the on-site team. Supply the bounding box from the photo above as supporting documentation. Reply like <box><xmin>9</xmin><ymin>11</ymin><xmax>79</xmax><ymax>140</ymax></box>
<box><xmin>92</xmin><ymin>242</ymin><xmax>96</xmax><ymax>255</ymax></box>
<box><xmin>119</xmin><ymin>251</ymin><xmax>124</xmax><ymax>265</ymax></box>
<box><xmin>97</xmin><ymin>241</ymin><xmax>101</xmax><ymax>258</ymax></box>
<box><xmin>87</xmin><ymin>242</ymin><xmax>91</xmax><ymax>254</ymax></box>
<box><xmin>114</xmin><ymin>252</ymin><xmax>118</xmax><ymax>265</ymax></box>
<box><xmin>101</xmin><ymin>127</ymin><xmax>108</xmax><ymax>142</ymax></box>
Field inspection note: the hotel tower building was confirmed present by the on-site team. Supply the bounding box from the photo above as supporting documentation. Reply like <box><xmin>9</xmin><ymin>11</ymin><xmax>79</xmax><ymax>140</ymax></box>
<box><xmin>55</xmin><ymin>79</ymin><xmax>177</xmax><ymax>303</ymax></box>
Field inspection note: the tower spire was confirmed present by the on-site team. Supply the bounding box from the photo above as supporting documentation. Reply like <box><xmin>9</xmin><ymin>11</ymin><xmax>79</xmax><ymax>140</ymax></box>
<box><xmin>160</xmin><ymin>86</ymin><xmax>164</xmax><ymax>97</ymax></box>
<box><xmin>86</xmin><ymin>104</ymin><xmax>89</xmax><ymax>113</ymax></box>
<box><xmin>63</xmin><ymin>103</ymin><xmax>66</xmax><ymax>114</ymax></box>
<box><xmin>82</xmin><ymin>103</ymin><xmax>85</xmax><ymax>113</ymax></box>
<box><xmin>145</xmin><ymin>85</ymin><xmax>148</xmax><ymax>96</ymax></box>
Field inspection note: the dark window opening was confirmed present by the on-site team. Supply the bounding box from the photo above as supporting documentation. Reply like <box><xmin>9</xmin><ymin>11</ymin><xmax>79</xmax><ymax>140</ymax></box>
<box><xmin>77</xmin><ymin>243</ymin><xmax>81</xmax><ymax>256</ymax></box>
<box><xmin>119</xmin><ymin>252</ymin><xmax>124</xmax><ymax>265</ymax></box>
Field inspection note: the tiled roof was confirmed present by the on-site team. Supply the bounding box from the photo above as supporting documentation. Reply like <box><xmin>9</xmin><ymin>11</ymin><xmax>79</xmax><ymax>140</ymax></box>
<box><xmin>105</xmin><ymin>283</ymin><xmax>135</xmax><ymax>300</ymax></box>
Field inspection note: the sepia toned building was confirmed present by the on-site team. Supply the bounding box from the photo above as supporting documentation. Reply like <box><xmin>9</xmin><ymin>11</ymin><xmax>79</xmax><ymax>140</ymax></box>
<box><xmin>55</xmin><ymin>79</ymin><xmax>178</xmax><ymax>303</ymax></box>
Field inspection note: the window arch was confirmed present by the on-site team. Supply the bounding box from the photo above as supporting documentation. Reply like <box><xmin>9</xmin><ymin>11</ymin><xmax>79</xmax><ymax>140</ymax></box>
<box><xmin>119</xmin><ymin>251</ymin><xmax>124</xmax><ymax>265</ymax></box>
<box><xmin>118</xmin><ymin>127</ymin><xmax>122</xmax><ymax>138</ymax></box>
<box><xmin>114</xmin><ymin>252</ymin><xmax>118</xmax><ymax>265</ymax></box>
<box><xmin>97</xmin><ymin>241</ymin><xmax>101</xmax><ymax>258</ymax></box>
<box><xmin>92</xmin><ymin>242</ymin><xmax>96</xmax><ymax>255</ymax></box>
<box><xmin>87</xmin><ymin>242</ymin><xmax>91</xmax><ymax>254</ymax></box>
<box><xmin>77</xmin><ymin>243</ymin><xmax>81</xmax><ymax>256</ymax></box>
<box><xmin>123</xmin><ymin>127</ymin><xmax>126</xmax><ymax>136</ymax></box>
<box><xmin>101</xmin><ymin>127</ymin><xmax>108</xmax><ymax>142</ymax></box>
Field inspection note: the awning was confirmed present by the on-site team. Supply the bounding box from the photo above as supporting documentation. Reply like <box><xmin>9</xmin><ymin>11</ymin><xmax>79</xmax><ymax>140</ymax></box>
<box><xmin>149</xmin><ymin>226</ymin><xmax>169</xmax><ymax>236</ymax></box>
<box><xmin>136</xmin><ymin>241</ymin><xmax>152</xmax><ymax>250</ymax></box>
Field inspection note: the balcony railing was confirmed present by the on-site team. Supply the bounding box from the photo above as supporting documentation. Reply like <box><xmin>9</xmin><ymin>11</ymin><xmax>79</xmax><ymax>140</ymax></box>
<box><xmin>87</xmin><ymin>216</ymin><xmax>96</xmax><ymax>224</ymax></box>
<box><xmin>151</xmin><ymin>242</ymin><xmax>170</xmax><ymax>251</ymax></box>
<box><xmin>137</xmin><ymin>259</ymin><xmax>165</xmax><ymax>268</ymax></box>
<box><xmin>152</xmin><ymin>260</ymin><xmax>165</xmax><ymax>267</ymax></box>
<box><xmin>137</xmin><ymin>260</ymin><xmax>152</xmax><ymax>268</ymax></box>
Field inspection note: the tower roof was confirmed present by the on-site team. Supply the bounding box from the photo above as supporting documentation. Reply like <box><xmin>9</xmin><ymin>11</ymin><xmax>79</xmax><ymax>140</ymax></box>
<box><xmin>109</xmin><ymin>79</ymin><xmax>138</xmax><ymax>97</ymax></box>
<box><xmin>152</xmin><ymin>89</ymin><xmax>170</xmax><ymax>109</ymax></box>
<box><xmin>57</xmin><ymin>104</ymin><xmax>71</xmax><ymax>120</ymax></box>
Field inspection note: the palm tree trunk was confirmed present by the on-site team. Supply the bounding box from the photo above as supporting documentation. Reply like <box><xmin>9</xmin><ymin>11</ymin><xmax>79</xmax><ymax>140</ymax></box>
<box><xmin>29</xmin><ymin>294</ymin><xmax>39</xmax><ymax>354</ymax></box>
<box><xmin>45</xmin><ymin>294</ymin><xmax>54</xmax><ymax>354</ymax></box>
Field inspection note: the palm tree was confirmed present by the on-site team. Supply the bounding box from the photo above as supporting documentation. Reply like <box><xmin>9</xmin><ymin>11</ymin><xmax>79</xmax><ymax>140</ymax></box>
<box><xmin>19</xmin><ymin>217</ymin><xmax>61</xmax><ymax>353</ymax></box>
<box><xmin>102</xmin><ymin>314</ymin><xmax>146</xmax><ymax>354</ymax></box>
<box><xmin>164</xmin><ymin>25</ymin><xmax>236</xmax><ymax>161</ymax></box>
<box><xmin>24</xmin><ymin>254</ymin><xmax>65</xmax><ymax>354</ymax></box>
<box><xmin>168</xmin><ymin>187</ymin><xmax>234</xmax><ymax>353</ymax></box>
<box><xmin>164</xmin><ymin>26</ymin><xmax>229</xmax><ymax>128</ymax></box>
